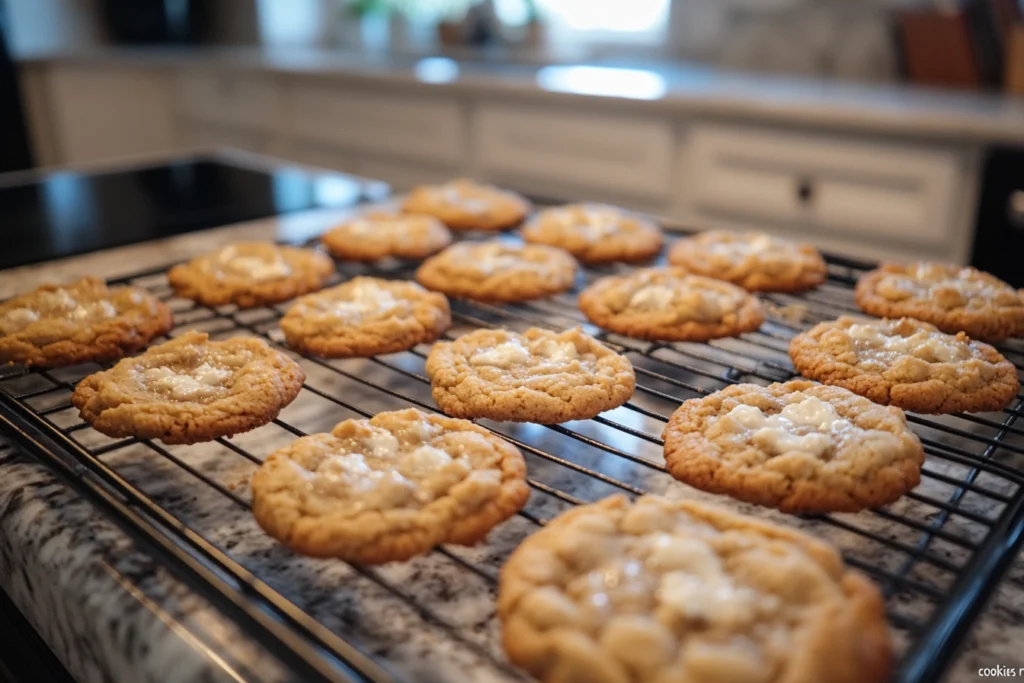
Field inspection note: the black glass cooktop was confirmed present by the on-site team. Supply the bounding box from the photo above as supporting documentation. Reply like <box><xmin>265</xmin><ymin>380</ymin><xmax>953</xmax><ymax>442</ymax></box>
<box><xmin>0</xmin><ymin>157</ymin><xmax>370</xmax><ymax>270</ymax></box>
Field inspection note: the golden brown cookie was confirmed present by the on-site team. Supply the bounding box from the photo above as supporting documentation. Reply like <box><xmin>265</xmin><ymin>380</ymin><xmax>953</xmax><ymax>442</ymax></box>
<box><xmin>662</xmin><ymin>380</ymin><xmax>924</xmax><ymax>514</ymax></box>
<box><xmin>402</xmin><ymin>179</ymin><xmax>531</xmax><ymax>231</ymax></box>
<box><xmin>0</xmin><ymin>277</ymin><xmax>173</xmax><ymax>367</ymax></box>
<box><xmin>668</xmin><ymin>230</ymin><xmax>827</xmax><ymax>292</ymax></box>
<box><xmin>251</xmin><ymin>408</ymin><xmax>529</xmax><ymax>563</ymax></box>
<box><xmin>71</xmin><ymin>331</ymin><xmax>304</xmax><ymax>445</ymax></box>
<box><xmin>168</xmin><ymin>242</ymin><xmax>334</xmax><ymax>309</ymax></box>
<box><xmin>855</xmin><ymin>261</ymin><xmax>1024</xmax><ymax>342</ymax></box>
<box><xmin>578</xmin><ymin>267</ymin><xmax>764</xmax><ymax>342</ymax></box>
<box><xmin>790</xmin><ymin>316</ymin><xmax>1019</xmax><ymax>414</ymax></box>
<box><xmin>415</xmin><ymin>240</ymin><xmax>577</xmax><ymax>303</ymax></box>
<box><xmin>280</xmin><ymin>277</ymin><xmax>450</xmax><ymax>358</ymax></box>
<box><xmin>521</xmin><ymin>204</ymin><xmax>663</xmax><ymax>265</ymax></box>
<box><xmin>426</xmin><ymin>327</ymin><xmax>635</xmax><ymax>424</ymax></box>
<box><xmin>321</xmin><ymin>210</ymin><xmax>452</xmax><ymax>262</ymax></box>
<box><xmin>498</xmin><ymin>494</ymin><xmax>893</xmax><ymax>683</ymax></box>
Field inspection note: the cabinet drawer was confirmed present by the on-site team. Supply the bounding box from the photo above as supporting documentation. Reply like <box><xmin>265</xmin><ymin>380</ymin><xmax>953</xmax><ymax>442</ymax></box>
<box><xmin>474</xmin><ymin>105</ymin><xmax>674</xmax><ymax>199</ymax></box>
<box><xmin>178</xmin><ymin>121</ymin><xmax>267</xmax><ymax>154</ymax></box>
<box><xmin>683</xmin><ymin>124</ymin><xmax>962</xmax><ymax>246</ymax></box>
<box><xmin>290</xmin><ymin>87</ymin><xmax>464</xmax><ymax>164</ymax></box>
<box><xmin>175</xmin><ymin>72</ymin><xmax>280</xmax><ymax>130</ymax></box>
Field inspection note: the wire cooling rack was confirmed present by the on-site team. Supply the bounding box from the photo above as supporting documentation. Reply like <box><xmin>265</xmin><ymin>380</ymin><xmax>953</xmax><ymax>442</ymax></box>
<box><xmin>1</xmin><ymin>228</ymin><xmax>1024</xmax><ymax>683</ymax></box>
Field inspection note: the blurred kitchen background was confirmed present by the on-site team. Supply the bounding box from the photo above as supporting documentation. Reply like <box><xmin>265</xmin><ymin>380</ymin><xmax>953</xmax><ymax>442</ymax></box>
<box><xmin>1</xmin><ymin>0</ymin><xmax>1024</xmax><ymax>278</ymax></box>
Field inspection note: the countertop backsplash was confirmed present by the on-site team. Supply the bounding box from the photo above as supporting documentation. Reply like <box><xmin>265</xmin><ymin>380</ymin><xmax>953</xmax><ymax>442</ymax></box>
<box><xmin>673</xmin><ymin>0</ymin><xmax>901</xmax><ymax>83</ymax></box>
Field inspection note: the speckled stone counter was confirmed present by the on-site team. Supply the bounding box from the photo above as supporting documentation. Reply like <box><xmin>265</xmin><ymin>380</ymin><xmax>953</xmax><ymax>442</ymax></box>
<box><xmin>1</xmin><ymin>207</ymin><xmax>1023</xmax><ymax>683</ymax></box>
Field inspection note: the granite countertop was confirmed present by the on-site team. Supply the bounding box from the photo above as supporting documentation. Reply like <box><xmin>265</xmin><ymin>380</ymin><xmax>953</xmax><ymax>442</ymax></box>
<box><xmin>16</xmin><ymin>45</ymin><xmax>1024</xmax><ymax>145</ymax></box>
<box><xmin>2</xmin><ymin>207</ymin><xmax>1024</xmax><ymax>683</ymax></box>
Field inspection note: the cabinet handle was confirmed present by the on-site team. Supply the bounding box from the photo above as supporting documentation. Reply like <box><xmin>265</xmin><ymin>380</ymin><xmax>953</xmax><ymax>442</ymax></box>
<box><xmin>796</xmin><ymin>178</ymin><xmax>815</xmax><ymax>205</ymax></box>
<box><xmin>1009</xmin><ymin>190</ymin><xmax>1024</xmax><ymax>230</ymax></box>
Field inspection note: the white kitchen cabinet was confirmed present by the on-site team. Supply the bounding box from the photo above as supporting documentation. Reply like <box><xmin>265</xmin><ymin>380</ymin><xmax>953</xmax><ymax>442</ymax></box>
<box><xmin>174</xmin><ymin>71</ymin><xmax>281</xmax><ymax>131</ymax></box>
<box><xmin>16</xmin><ymin>58</ymin><xmax>984</xmax><ymax>265</ymax></box>
<box><xmin>474</xmin><ymin>104</ymin><xmax>675</xmax><ymax>200</ymax></box>
<box><xmin>288</xmin><ymin>85</ymin><xmax>465</xmax><ymax>165</ymax></box>
<box><xmin>31</xmin><ymin>65</ymin><xmax>177</xmax><ymax>165</ymax></box>
<box><xmin>279</xmin><ymin>143</ymin><xmax>451</xmax><ymax>190</ymax></box>
<box><xmin>177</xmin><ymin>121</ymin><xmax>269</xmax><ymax>154</ymax></box>
<box><xmin>276</xmin><ymin>142</ymin><xmax>357</xmax><ymax>175</ymax></box>
<box><xmin>681</xmin><ymin>123</ymin><xmax>968</xmax><ymax>251</ymax></box>
<box><xmin>351</xmin><ymin>157</ymin><xmax>460</xmax><ymax>191</ymax></box>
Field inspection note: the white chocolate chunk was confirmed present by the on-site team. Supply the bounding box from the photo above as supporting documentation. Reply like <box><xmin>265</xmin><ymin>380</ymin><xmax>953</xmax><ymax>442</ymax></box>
<box><xmin>144</xmin><ymin>362</ymin><xmax>232</xmax><ymax>400</ymax></box>
<box><xmin>1</xmin><ymin>307</ymin><xmax>40</xmax><ymax>332</ymax></box>
<box><xmin>629</xmin><ymin>285</ymin><xmax>676</xmax><ymax>311</ymax></box>
<box><xmin>401</xmin><ymin>444</ymin><xmax>453</xmax><ymax>474</ymax></box>
<box><xmin>847</xmin><ymin>321</ymin><xmax>970</xmax><ymax>364</ymax></box>
<box><xmin>362</xmin><ymin>430</ymin><xmax>399</xmax><ymax>459</ymax></box>
<box><xmin>718</xmin><ymin>397</ymin><xmax>853</xmax><ymax>458</ymax></box>
<box><xmin>777</xmin><ymin>396</ymin><xmax>841</xmax><ymax>430</ymax></box>
<box><xmin>474</xmin><ymin>247</ymin><xmax>523</xmax><ymax>274</ymax></box>
<box><xmin>36</xmin><ymin>289</ymin><xmax>78</xmax><ymax>311</ymax></box>
<box><xmin>753</xmin><ymin>429</ymin><xmax>832</xmax><ymax>458</ymax></box>
<box><xmin>326</xmin><ymin>281</ymin><xmax>398</xmax><ymax>322</ymax></box>
<box><xmin>534</xmin><ymin>339</ymin><xmax>579</xmax><ymax>363</ymax></box>
<box><xmin>471</xmin><ymin>340</ymin><xmax>532</xmax><ymax>368</ymax></box>
<box><xmin>300</xmin><ymin>420</ymin><xmax>484</xmax><ymax>515</ymax></box>
<box><xmin>216</xmin><ymin>245</ymin><xmax>292</xmax><ymax>280</ymax></box>
<box><xmin>658</xmin><ymin>569</ymin><xmax>760</xmax><ymax>627</ymax></box>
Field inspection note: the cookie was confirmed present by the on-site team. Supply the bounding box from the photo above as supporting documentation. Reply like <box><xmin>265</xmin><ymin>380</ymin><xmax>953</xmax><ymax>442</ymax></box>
<box><xmin>521</xmin><ymin>204</ymin><xmax>663</xmax><ymax>265</ymax></box>
<box><xmin>280</xmin><ymin>277</ymin><xmax>451</xmax><ymax>358</ymax></box>
<box><xmin>425</xmin><ymin>327</ymin><xmax>635</xmax><ymax>424</ymax></box>
<box><xmin>855</xmin><ymin>261</ymin><xmax>1024</xmax><ymax>342</ymax></box>
<box><xmin>415</xmin><ymin>241</ymin><xmax>577</xmax><ymax>303</ymax></box>
<box><xmin>402</xmin><ymin>178</ymin><xmax>531</xmax><ymax>231</ymax></box>
<box><xmin>668</xmin><ymin>230</ymin><xmax>827</xmax><ymax>292</ymax></box>
<box><xmin>168</xmin><ymin>241</ymin><xmax>334</xmax><ymax>309</ymax></box>
<box><xmin>321</xmin><ymin>210</ymin><xmax>452</xmax><ymax>262</ymax></box>
<box><xmin>662</xmin><ymin>380</ymin><xmax>924</xmax><ymax>513</ymax></box>
<box><xmin>251</xmin><ymin>408</ymin><xmax>529</xmax><ymax>563</ymax></box>
<box><xmin>578</xmin><ymin>267</ymin><xmax>764</xmax><ymax>342</ymax></box>
<box><xmin>498</xmin><ymin>494</ymin><xmax>893</xmax><ymax>683</ymax></box>
<box><xmin>71</xmin><ymin>331</ymin><xmax>304</xmax><ymax>444</ymax></box>
<box><xmin>0</xmin><ymin>277</ymin><xmax>173</xmax><ymax>367</ymax></box>
<box><xmin>790</xmin><ymin>316</ymin><xmax>1019</xmax><ymax>414</ymax></box>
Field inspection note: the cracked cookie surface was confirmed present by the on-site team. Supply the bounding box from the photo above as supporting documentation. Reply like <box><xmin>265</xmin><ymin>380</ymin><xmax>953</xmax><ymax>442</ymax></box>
<box><xmin>251</xmin><ymin>408</ymin><xmax>529</xmax><ymax>563</ymax></box>
<box><xmin>0</xmin><ymin>276</ymin><xmax>173</xmax><ymax>367</ymax></box>
<box><xmin>168</xmin><ymin>241</ymin><xmax>334</xmax><ymax>308</ymax></box>
<box><xmin>790</xmin><ymin>316</ymin><xmax>1019</xmax><ymax>414</ymax></box>
<box><xmin>426</xmin><ymin>327</ymin><xmax>635</xmax><ymax>423</ymax></box>
<box><xmin>402</xmin><ymin>178</ymin><xmax>530</xmax><ymax>231</ymax></box>
<box><xmin>854</xmin><ymin>261</ymin><xmax>1024</xmax><ymax>342</ymax></box>
<box><xmin>579</xmin><ymin>267</ymin><xmax>764</xmax><ymax>342</ymax></box>
<box><xmin>663</xmin><ymin>381</ymin><xmax>923</xmax><ymax>513</ymax></box>
<box><xmin>668</xmin><ymin>230</ymin><xmax>826</xmax><ymax>292</ymax></box>
<box><xmin>71</xmin><ymin>331</ymin><xmax>304</xmax><ymax>444</ymax></box>
<box><xmin>521</xmin><ymin>204</ymin><xmax>663</xmax><ymax>264</ymax></box>
<box><xmin>498</xmin><ymin>494</ymin><xmax>892</xmax><ymax>683</ymax></box>
<box><xmin>321</xmin><ymin>209</ymin><xmax>452</xmax><ymax>262</ymax></box>
<box><xmin>416</xmin><ymin>240</ymin><xmax>577</xmax><ymax>303</ymax></box>
<box><xmin>280</xmin><ymin>276</ymin><xmax>450</xmax><ymax>358</ymax></box>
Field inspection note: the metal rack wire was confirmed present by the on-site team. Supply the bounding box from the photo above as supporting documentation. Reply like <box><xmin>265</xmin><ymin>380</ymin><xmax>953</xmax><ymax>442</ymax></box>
<box><xmin>1</xmin><ymin>232</ymin><xmax>1023</xmax><ymax>683</ymax></box>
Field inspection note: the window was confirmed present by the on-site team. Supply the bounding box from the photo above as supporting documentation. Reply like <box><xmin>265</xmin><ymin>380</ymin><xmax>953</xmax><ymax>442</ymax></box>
<box><xmin>491</xmin><ymin>0</ymin><xmax>671</xmax><ymax>44</ymax></box>
<box><xmin>532</xmin><ymin>0</ymin><xmax>670</xmax><ymax>44</ymax></box>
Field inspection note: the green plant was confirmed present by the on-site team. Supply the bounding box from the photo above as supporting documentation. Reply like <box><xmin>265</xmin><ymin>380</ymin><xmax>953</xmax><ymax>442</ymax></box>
<box><xmin>388</xmin><ymin>0</ymin><xmax>473</xmax><ymax>22</ymax></box>
<box><xmin>346</xmin><ymin>0</ymin><xmax>392</xmax><ymax>17</ymax></box>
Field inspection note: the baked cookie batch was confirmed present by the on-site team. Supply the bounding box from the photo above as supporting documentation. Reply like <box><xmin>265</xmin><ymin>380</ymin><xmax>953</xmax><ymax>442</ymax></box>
<box><xmin>6</xmin><ymin>178</ymin><xmax>1022</xmax><ymax>683</ymax></box>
